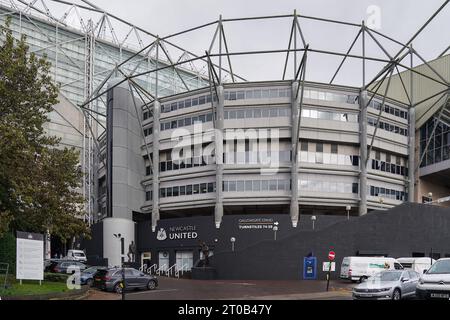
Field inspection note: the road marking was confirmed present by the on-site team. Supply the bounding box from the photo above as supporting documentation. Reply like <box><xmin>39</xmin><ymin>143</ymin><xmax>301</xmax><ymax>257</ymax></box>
<box><xmin>127</xmin><ymin>289</ymin><xmax>179</xmax><ymax>296</ymax></box>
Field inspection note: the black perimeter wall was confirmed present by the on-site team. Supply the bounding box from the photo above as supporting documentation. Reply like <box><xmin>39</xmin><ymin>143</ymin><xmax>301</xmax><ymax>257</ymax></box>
<box><xmin>91</xmin><ymin>203</ymin><xmax>450</xmax><ymax>280</ymax></box>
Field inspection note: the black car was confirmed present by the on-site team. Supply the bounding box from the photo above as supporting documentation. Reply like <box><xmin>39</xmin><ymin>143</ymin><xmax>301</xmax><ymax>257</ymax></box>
<box><xmin>93</xmin><ymin>267</ymin><xmax>158</xmax><ymax>294</ymax></box>
<box><xmin>52</xmin><ymin>261</ymin><xmax>87</xmax><ymax>274</ymax></box>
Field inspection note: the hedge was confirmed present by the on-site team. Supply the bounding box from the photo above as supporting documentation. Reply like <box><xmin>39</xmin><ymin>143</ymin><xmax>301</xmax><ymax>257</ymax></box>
<box><xmin>0</xmin><ymin>232</ymin><xmax>16</xmax><ymax>275</ymax></box>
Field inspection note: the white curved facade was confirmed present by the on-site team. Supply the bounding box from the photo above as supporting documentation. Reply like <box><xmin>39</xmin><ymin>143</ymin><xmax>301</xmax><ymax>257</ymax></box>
<box><xmin>102</xmin><ymin>218</ymin><xmax>135</xmax><ymax>267</ymax></box>
<box><xmin>97</xmin><ymin>80</ymin><xmax>411</xmax><ymax>229</ymax></box>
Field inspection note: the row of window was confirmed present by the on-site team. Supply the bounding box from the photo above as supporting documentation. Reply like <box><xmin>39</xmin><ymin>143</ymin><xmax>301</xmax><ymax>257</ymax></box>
<box><xmin>159</xmin><ymin>155</ymin><xmax>215</xmax><ymax>173</ymax></box>
<box><xmin>222</xmin><ymin>179</ymin><xmax>291</xmax><ymax>192</ymax></box>
<box><xmin>299</xmin><ymin>152</ymin><xmax>360</xmax><ymax>166</ymax></box>
<box><xmin>299</xmin><ymin>180</ymin><xmax>359</xmax><ymax>194</ymax></box>
<box><xmin>368</xmin><ymin>99</ymin><xmax>408</xmax><ymax>120</ymax></box>
<box><xmin>224</xmin><ymin>107</ymin><xmax>290</xmax><ymax>120</ymax></box>
<box><xmin>148</xmin><ymin>183</ymin><xmax>406</xmax><ymax>200</ymax></box>
<box><xmin>367</xmin><ymin>117</ymin><xmax>409</xmax><ymax>137</ymax></box>
<box><xmin>224</xmin><ymin>88</ymin><xmax>291</xmax><ymax>101</ymax></box>
<box><xmin>302</xmin><ymin>89</ymin><xmax>359</xmax><ymax>105</ymax></box>
<box><xmin>161</xmin><ymin>94</ymin><xmax>215</xmax><ymax>114</ymax></box>
<box><xmin>160</xmin><ymin>182</ymin><xmax>216</xmax><ymax>198</ymax></box>
<box><xmin>301</xmin><ymin>109</ymin><xmax>359</xmax><ymax>123</ymax></box>
<box><xmin>371</xmin><ymin>159</ymin><xmax>408</xmax><ymax>177</ymax></box>
<box><xmin>160</xmin><ymin>113</ymin><xmax>213</xmax><ymax>131</ymax></box>
<box><xmin>369</xmin><ymin>186</ymin><xmax>407</xmax><ymax>201</ymax></box>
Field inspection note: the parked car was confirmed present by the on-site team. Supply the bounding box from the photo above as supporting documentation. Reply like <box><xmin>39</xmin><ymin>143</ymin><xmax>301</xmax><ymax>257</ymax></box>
<box><xmin>66</xmin><ymin>250</ymin><xmax>87</xmax><ymax>263</ymax></box>
<box><xmin>416</xmin><ymin>258</ymin><xmax>450</xmax><ymax>300</ymax></box>
<box><xmin>51</xmin><ymin>261</ymin><xmax>87</xmax><ymax>274</ymax></box>
<box><xmin>397</xmin><ymin>257</ymin><xmax>436</xmax><ymax>274</ymax></box>
<box><xmin>340</xmin><ymin>256</ymin><xmax>404</xmax><ymax>282</ymax></box>
<box><xmin>45</xmin><ymin>259</ymin><xmax>62</xmax><ymax>272</ymax></box>
<box><xmin>80</xmin><ymin>266</ymin><xmax>107</xmax><ymax>286</ymax></box>
<box><xmin>93</xmin><ymin>267</ymin><xmax>158</xmax><ymax>294</ymax></box>
<box><xmin>352</xmin><ymin>270</ymin><xmax>420</xmax><ymax>300</ymax></box>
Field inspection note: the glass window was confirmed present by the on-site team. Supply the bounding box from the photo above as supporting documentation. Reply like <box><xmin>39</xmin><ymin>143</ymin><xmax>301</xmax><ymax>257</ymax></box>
<box><xmin>180</xmin><ymin>186</ymin><xmax>186</xmax><ymax>196</ymax></box>
<box><xmin>199</xmin><ymin>96</ymin><xmax>206</xmax><ymax>105</ymax></box>
<box><xmin>208</xmin><ymin>183</ymin><xmax>214</xmax><ymax>193</ymax></box>
<box><xmin>261</xmin><ymin>180</ymin><xmax>269</xmax><ymax>191</ymax></box>
<box><xmin>269</xmin><ymin>180</ymin><xmax>277</xmax><ymax>191</ymax></box>
<box><xmin>173</xmin><ymin>186</ymin><xmax>179</xmax><ymax>197</ymax></box>
<box><xmin>186</xmin><ymin>185</ymin><xmax>192</xmax><ymax>195</ymax></box>
<box><xmin>253</xmin><ymin>109</ymin><xmax>261</xmax><ymax>118</ymax></box>
<box><xmin>229</xmin><ymin>181</ymin><xmax>236</xmax><ymax>192</ymax></box>
<box><xmin>193</xmin><ymin>184</ymin><xmax>200</xmax><ymax>194</ymax></box>
<box><xmin>200</xmin><ymin>183</ymin><xmax>207</xmax><ymax>194</ymax></box>
<box><xmin>185</xmin><ymin>99</ymin><xmax>192</xmax><ymax>108</ymax></box>
<box><xmin>237</xmin><ymin>91</ymin><xmax>245</xmax><ymax>100</ymax></box>
<box><xmin>253</xmin><ymin>89</ymin><xmax>261</xmax><ymax>99</ymax></box>
<box><xmin>331</xmin><ymin>144</ymin><xmax>338</xmax><ymax>154</ymax></box>
<box><xmin>192</xmin><ymin>97</ymin><xmax>199</xmax><ymax>106</ymax></box>
<box><xmin>246</xmin><ymin>90</ymin><xmax>254</xmax><ymax>99</ymax></box>
<box><xmin>236</xmin><ymin>181</ymin><xmax>245</xmax><ymax>192</ymax></box>
<box><xmin>252</xmin><ymin>180</ymin><xmax>261</xmax><ymax>191</ymax></box>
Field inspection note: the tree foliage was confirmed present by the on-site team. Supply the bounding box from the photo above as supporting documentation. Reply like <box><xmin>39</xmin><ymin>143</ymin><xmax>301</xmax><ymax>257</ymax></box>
<box><xmin>0</xmin><ymin>17</ymin><xmax>90</xmax><ymax>242</ymax></box>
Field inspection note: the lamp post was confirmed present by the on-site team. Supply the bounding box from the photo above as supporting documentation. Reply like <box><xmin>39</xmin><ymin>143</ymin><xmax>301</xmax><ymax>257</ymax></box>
<box><xmin>427</xmin><ymin>192</ymin><xmax>433</xmax><ymax>204</ymax></box>
<box><xmin>113</xmin><ymin>233</ymin><xmax>125</xmax><ymax>301</ymax></box>
<box><xmin>230</xmin><ymin>237</ymin><xmax>236</xmax><ymax>252</ymax></box>
<box><xmin>346</xmin><ymin>205</ymin><xmax>351</xmax><ymax>220</ymax></box>
<box><xmin>379</xmin><ymin>197</ymin><xmax>384</xmax><ymax>206</ymax></box>
<box><xmin>273</xmin><ymin>222</ymin><xmax>279</xmax><ymax>240</ymax></box>
<box><xmin>311</xmin><ymin>216</ymin><xmax>317</xmax><ymax>230</ymax></box>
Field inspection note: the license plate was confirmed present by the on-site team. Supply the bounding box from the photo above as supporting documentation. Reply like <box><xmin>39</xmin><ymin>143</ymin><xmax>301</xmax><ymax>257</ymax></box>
<box><xmin>431</xmin><ymin>293</ymin><xmax>449</xmax><ymax>299</ymax></box>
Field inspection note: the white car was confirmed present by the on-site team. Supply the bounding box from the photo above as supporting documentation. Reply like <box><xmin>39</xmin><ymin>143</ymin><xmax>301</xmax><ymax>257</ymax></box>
<box><xmin>416</xmin><ymin>258</ymin><xmax>450</xmax><ymax>300</ymax></box>
<box><xmin>340</xmin><ymin>256</ymin><xmax>404</xmax><ymax>283</ymax></box>
<box><xmin>66</xmin><ymin>249</ymin><xmax>87</xmax><ymax>263</ymax></box>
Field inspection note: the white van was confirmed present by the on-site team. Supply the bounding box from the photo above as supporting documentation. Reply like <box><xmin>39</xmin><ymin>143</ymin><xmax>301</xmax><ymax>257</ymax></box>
<box><xmin>340</xmin><ymin>256</ymin><xmax>404</xmax><ymax>282</ymax></box>
<box><xmin>397</xmin><ymin>257</ymin><xmax>436</xmax><ymax>274</ymax></box>
<box><xmin>66</xmin><ymin>249</ymin><xmax>87</xmax><ymax>263</ymax></box>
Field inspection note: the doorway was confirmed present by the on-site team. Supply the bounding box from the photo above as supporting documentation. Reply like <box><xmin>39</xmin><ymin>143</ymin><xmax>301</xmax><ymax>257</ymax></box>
<box><xmin>158</xmin><ymin>251</ymin><xmax>170</xmax><ymax>271</ymax></box>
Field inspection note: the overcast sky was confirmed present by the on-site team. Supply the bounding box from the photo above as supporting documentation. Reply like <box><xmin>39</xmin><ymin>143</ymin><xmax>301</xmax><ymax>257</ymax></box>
<box><xmin>52</xmin><ymin>0</ymin><xmax>450</xmax><ymax>86</ymax></box>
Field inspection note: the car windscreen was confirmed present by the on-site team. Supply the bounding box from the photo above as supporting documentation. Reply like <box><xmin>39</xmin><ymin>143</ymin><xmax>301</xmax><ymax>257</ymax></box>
<box><xmin>74</xmin><ymin>252</ymin><xmax>85</xmax><ymax>257</ymax></box>
<box><xmin>370</xmin><ymin>271</ymin><xmax>402</xmax><ymax>281</ymax></box>
<box><xmin>427</xmin><ymin>260</ymin><xmax>450</xmax><ymax>274</ymax></box>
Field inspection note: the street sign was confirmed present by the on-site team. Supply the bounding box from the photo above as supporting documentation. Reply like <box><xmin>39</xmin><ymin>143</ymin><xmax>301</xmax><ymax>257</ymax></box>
<box><xmin>328</xmin><ymin>251</ymin><xmax>336</xmax><ymax>261</ymax></box>
<box><xmin>323</xmin><ymin>262</ymin><xmax>336</xmax><ymax>272</ymax></box>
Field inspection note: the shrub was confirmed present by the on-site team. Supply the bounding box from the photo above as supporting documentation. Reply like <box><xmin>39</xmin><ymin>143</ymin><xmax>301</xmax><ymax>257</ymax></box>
<box><xmin>0</xmin><ymin>232</ymin><xmax>16</xmax><ymax>275</ymax></box>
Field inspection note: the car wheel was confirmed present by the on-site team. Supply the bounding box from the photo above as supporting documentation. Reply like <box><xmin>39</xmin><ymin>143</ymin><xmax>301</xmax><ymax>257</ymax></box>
<box><xmin>86</xmin><ymin>279</ymin><xmax>93</xmax><ymax>287</ymax></box>
<box><xmin>114</xmin><ymin>283</ymin><xmax>123</xmax><ymax>294</ymax></box>
<box><xmin>147</xmin><ymin>280</ymin><xmax>156</xmax><ymax>290</ymax></box>
<box><xmin>392</xmin><ymin>289</ymin><xmax>401</xmax><ymax>301</ymax></box>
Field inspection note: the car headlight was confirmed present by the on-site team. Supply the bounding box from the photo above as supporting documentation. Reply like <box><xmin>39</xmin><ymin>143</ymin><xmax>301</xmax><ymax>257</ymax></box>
<box><xmin>379</xmin><ymin>288</ymin><xmax>391</xmax><ymax>292</ymax></box>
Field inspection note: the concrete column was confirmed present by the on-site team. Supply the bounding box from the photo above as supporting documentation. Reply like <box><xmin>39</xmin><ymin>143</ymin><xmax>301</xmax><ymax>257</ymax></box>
<box><xmin>152</xmin><ymin>100</ymin><xmax>161</xmax><ymax>232</ymax></box>
<box><xmin>408</xmin><ymin>107</ymin><xmax>416</xmax><ymax>202</ymax></box>
<box><xmin>359</xmin><ymin>90</ymin><xmax>368</xmax><ymax>215</ymax></box>
<box><xmin>290</xmin><ymin>82</ymin><xmax>300</xmax><ymax>227</ymax></box>
<box><xmin>215</xmin><ymin>85</ymin><xmax>224</xmax><ymax>228</ymax></box>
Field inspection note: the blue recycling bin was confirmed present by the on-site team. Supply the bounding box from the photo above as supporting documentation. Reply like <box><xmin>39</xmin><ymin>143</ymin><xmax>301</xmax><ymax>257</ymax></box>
<box><xmin>303</xmin><ymin>256</ymin><xmax>317</xmax><ymax>280</ymax></box>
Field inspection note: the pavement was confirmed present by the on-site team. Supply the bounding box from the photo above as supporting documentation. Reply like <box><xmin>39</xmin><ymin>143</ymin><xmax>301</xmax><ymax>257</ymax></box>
<box><xmin>83</xmin><ymin>277</ymin><xmax>354</xmax><ymax>300</ymax></box>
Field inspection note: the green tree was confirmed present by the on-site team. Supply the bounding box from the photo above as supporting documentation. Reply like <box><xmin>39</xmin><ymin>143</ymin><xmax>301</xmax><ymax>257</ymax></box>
<box><xmin>0</xmin><ymin>17</ymin><xmax>90</xmax><ymax>243</ymax></box>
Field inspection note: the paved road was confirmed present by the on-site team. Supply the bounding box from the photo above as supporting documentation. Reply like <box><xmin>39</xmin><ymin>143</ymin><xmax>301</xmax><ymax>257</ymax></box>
<box><xmin>84</xmin><ymin>277</ymin><xmax>354</xmax><ymax>300</ymax></box>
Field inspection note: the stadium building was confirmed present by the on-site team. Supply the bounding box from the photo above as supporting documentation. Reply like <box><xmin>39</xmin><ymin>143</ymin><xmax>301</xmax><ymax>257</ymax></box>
<box><xmin>2</xmin><ymin>1</ymin><xmax>449</xmax><ymax>278</ymax></box>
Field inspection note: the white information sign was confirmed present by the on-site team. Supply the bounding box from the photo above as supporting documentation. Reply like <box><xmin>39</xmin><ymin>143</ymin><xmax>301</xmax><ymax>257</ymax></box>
<box><xmin>322</xmin><ymin>262</ymin><xmax>336</xmax><ymax>272</ymax></box>
<box><xmin>16</xmin><ymin>232</ymin><xmax>44</xmax><ymax>281</ymax></box>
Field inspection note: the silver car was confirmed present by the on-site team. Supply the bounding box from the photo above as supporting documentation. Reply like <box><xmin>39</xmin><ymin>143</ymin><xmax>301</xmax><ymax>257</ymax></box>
<box><xmin>352</xmin><ymin>270</ymin><xmax>420</xmax><ymax>300</ymax></box>
<box><xmin>416</xmin><ymin>258</ymin><xmax>450</xmax><ymax>300</ymax></box>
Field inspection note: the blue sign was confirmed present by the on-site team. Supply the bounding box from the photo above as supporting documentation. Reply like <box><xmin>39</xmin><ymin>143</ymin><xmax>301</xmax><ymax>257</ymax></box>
<box><xmin>303</xmin><ymin>256</ymin><xmax>317</xmax><ymax>280</ymax></box>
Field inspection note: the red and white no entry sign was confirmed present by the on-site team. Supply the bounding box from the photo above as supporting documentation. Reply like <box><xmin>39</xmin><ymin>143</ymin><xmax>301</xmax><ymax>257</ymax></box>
<box><xmin>328</xmin><ymin>251</ymin><xmax>336</xmax><ymax>261</ymax></box>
